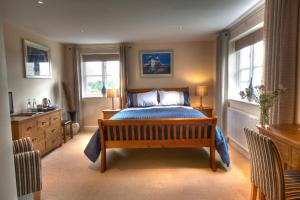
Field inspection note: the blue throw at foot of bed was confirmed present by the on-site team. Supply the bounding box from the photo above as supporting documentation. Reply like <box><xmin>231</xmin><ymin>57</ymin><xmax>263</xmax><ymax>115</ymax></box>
<box><xmin>84</xmin><ymin>106</ymin><xmax>230</xmax><ymax>167</ymax></box>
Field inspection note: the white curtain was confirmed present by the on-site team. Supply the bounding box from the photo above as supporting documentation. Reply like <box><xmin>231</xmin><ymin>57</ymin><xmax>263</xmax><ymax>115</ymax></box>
<box><xmin>119</xmin><ymin>43</ymin><xmax>129</xmax><ymax>108</ymax></box>
<box><xmin>216</xmin><ymin>31</ymin><xmax>229</xmax><ymax>133</ymax></box>
<box><xmin>71</xmin><ymin>46</ymin><xmax>83</xmax><ymax>125</ymax></box>
<box><xmin>264</xmin><ymin>0</ymin><xmax>300</xmax><ymax>124</ymax></box>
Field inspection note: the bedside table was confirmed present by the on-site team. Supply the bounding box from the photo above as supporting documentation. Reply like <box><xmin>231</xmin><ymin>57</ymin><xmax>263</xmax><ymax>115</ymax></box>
<box><xmin>194</xmin><ymin>107</ymin><xmax>213</xmax><ymax>117</ymax></box>
<box><xmin>102</xmin><ymin>109</ymin><xmax>121</xmax><ymax>119</ymax></box>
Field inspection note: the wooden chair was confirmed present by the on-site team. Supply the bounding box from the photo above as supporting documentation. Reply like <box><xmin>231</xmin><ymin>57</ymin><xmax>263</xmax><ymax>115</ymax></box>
<box><xmin>13</xmin><ymin>137</ymin><xmax>42</xmax><ymax>200</ymax></box>
<box><xmin>244</xmin><ymin>128</ymin><xmax>300</xmax><ymax>200</ymax></box>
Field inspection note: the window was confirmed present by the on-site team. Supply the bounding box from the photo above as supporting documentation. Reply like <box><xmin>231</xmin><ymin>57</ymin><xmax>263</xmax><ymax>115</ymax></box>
<box><xmin>236</xmin><ymin>41</ymin><xmax>264</xmax><ymax>92</ymax></box>
<box><xmin>82</xmin><ymin>59</ymin><xmax>120</xmax><ymax>97</ymax></box>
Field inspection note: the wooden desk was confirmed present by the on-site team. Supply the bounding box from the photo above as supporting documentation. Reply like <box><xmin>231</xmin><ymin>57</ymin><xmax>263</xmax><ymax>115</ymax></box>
<box><xmin>257</xmin><ymin>124</ymin><xmax>300</xmax><ymax>170</ymax></box>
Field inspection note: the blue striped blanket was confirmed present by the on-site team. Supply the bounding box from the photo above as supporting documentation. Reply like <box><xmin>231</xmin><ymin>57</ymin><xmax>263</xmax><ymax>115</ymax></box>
<box><xmin>84</xmin><ymin>106</ymin><xmax>230</xmax><ymax>166</ymax></box>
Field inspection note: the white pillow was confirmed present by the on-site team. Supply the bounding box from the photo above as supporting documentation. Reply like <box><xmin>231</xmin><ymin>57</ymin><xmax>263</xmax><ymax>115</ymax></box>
<box><xmin>136</xmin><ymin>90</ymin><xmax>159</xmax><ymax>107</ymax></box>
<box><xmin>159</xmin><ymin>91</ymin><xmax>184</xmax><ymax>106</ymax></box>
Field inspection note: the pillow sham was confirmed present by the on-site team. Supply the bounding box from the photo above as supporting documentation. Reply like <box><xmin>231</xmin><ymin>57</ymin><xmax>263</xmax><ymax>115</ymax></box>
<box><xmin>127</xmin><ymin>90</ymin><xmax>158</xmax><ymax>107</ymax></box>
<box><xmin>183</xmin><ymin>91</ymin><xmax>190</xmax><ymax>106</ymax></box>
<box><xmin>159</xmin><ymin>91</ymin><xmax>184</xmax><ymax>106</ymax></box>
<box><xmin>158</xmin><ymin>90</ymin><xmax>190</xmax><ymax>106</ymax></box>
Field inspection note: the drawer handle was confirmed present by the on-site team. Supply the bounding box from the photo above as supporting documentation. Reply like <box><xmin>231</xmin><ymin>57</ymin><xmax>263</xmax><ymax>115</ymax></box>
<box><xmin>42</xmin><ymin>122</ymin><xmax>47</xmax><ymax>125</ymax></box>
<box><xmin>53</xmin><ymin>117</ymin><xmax>58</xmax><ymax>121</ymax></box>
<box><xmin>51</xmin><ymin>129</ymin><xmax>56</xmax><ymax>133</ymax></box>
<box><xmin>32</xmin><ymin>138</ymin><xmax>37</xmax><ymax>142</ymax></box>
<box><xmin>27</xmin><ymin>126</ymin><xmax>32</xmax><ymax>131</ymax></box>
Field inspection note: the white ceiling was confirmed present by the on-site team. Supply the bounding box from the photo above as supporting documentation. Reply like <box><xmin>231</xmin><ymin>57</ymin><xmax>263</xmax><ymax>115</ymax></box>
<box><xmin>1</xmin><ymin>0</ymin><xmax>262</xmax><ymax>44</ymax></box>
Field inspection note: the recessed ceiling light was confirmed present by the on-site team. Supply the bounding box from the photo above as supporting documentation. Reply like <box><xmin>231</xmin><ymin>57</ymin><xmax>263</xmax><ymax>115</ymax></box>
<box><xmin>37</xmin><ymin>1</ymin><xmax>44</xmax><ymax>4</ymax></box>
<box><xmin>80</xmin><ymin>29</ymin><xmax>85</xmax><ymax>33</ymax></box>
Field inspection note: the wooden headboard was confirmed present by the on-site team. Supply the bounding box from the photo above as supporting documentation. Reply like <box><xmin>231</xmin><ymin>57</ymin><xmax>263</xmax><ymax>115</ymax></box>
<box><xmin>127</xmin><ymin>87</ymin><xmax>189</xmax><ymax>94</ymax></box>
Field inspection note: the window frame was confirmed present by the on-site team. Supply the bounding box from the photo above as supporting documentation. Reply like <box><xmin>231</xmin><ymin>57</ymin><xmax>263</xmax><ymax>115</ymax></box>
<box><xmin>81</xmin><ymin>60</ymin><xmax>120</xmax><ymax>98</ymax></box>
<box><xmin>236</xmin><ymin>41</ymin><xmax>263</xmax><ymax>92</ymax></box>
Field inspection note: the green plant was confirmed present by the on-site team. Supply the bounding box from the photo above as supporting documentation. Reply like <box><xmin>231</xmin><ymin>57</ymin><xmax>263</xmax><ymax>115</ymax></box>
<box><xmin>254</xmin><ymin>85</ymin><xmax>284</xmax><ymax>127</ymax></box>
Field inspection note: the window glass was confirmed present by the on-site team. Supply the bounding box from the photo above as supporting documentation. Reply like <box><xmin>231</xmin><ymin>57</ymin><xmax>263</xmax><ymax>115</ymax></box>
<box><xmin>106</xmin><ymin>61</ymin><xmax>119</xmax><ymax>76</ymax></box>
<box><xmin>253</xmin><ymin>41</ymin><xmax>263</xmax><ymax>67</ymax></box>
<box><xmin>240</xmin><ymin>82</ymin><xmax>249</xmax><ymax>91</ymax></box>
<box><xmin>239</xmin><ymin>69</ymin><xmax>250</xmax><ymax>82</ymax></box>
<box><xmin>239</xmin><ymin>46</ymin><xmax>251</xmax><ymax>69</ymax></box>
<box><xmin>236</xmin><ymin>41</ymin><xmax>264</xmax><ymax>93</ymax></box>
<box><xmin>86</xmin><ymin>77</ymin><xmax>103</xmax><ymax>95</ymax></box>
<box><xmin>85</xmin><ymin>61</ymin><xmax>102</xmax><ymax>76</ymax></box>
<box><xmin>82</xmin><ymin>60</ymin><xmax>120</xmax><ymax>97</ymax></box>
<box><xmin>252</xmin><ymin>67</ymin><xmax>263</xmax><ymax>86</ymax></box>
<box><xmin>106</xmin><ymin>75</ymin><xmax>119</xmax><ymax>89</ymax></box>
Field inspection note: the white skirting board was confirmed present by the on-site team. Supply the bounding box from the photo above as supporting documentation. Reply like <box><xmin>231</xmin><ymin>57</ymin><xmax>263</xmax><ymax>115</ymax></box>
<box><xmin>228</xmin><ymin>136</ymin><xmax>250</xmax><ymax>159</ymax></box>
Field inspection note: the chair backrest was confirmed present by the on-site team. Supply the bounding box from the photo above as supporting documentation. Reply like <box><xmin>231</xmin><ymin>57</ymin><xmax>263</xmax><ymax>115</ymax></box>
<box><xmin>13</xmin><ymin>137</ymin><xmax>33</xmax><ymax>154</ymax></box>
<box><xmin>244</xmin><ymin>128</ymin><xmax>285</xmax><ymax>200</ymax></box>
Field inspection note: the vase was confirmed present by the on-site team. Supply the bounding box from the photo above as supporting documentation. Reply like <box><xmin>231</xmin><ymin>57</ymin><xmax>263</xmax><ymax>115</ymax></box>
<box><xmin>247</xmin><ymin>77</ymin><xmax>254</xmax><ymax>101</ymax></box>
<box><xmin>260</xmin><ymin>106</ymin><xmax>270</xmax><ymax>128</ymax></box>
<box><xmin>101</xmin><ymin>84</ymin><xmax>106</xmax><ymax>96</ymax></box>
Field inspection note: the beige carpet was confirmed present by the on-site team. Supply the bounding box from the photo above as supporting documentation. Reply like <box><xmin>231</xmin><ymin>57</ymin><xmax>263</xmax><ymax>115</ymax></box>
<box><xmin>41</xmin><ymin>132</ymin><xmax>251</xmax><ymax>200</ymax></box>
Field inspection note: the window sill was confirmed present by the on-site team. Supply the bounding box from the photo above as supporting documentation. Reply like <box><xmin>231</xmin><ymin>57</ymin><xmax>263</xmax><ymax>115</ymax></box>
<box><xmin>228</xmin><ymin>98</ymin><xmax>259</xmax><ymax>106</ymax></box>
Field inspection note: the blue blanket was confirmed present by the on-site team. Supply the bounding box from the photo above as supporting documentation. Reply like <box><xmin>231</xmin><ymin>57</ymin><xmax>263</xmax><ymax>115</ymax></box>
<box><xmin>84</xmin><ymin>106</ymin><xmax>230</xmax><ymax>166</ymax></box>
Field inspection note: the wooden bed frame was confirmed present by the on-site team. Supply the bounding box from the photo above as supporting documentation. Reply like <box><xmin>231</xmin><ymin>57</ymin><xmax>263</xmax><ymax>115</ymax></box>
<box><xmin>98</xmin><ymin>87</ymin><xmax>217</xmax><ymax>173</ymax></box>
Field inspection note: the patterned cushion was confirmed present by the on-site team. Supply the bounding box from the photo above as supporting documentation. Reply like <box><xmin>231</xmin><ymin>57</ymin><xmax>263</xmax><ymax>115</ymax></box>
<box><xmin>14</xmin><ymin>151</ymin><xmax>42</xmax><ymax>197</ymax></box>
<box><xmin>13</xmin><ymin>138</ymin><xmax>41</xmax><ymax>197</ymax></box>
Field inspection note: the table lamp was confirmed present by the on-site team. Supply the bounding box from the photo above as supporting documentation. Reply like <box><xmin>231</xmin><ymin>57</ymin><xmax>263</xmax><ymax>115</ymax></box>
<box><xmin>196</xmin><ymin>86</ymin><xmax>208</xmax><ymax>108</ymax></box>
<box><xmin>107</xmin><ymin>89</ymin><xmax>118</xmax><ymax>110</ymax></box>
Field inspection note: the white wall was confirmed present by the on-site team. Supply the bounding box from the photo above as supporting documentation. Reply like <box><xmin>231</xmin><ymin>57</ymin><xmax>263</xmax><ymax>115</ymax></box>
<box><xmin>127</xmin><ymin>41</ymin><xmax>216</xmax><ymax>107</ymax></box>
<box><xmin>0</xmin><ymin>13</ymin><xmax>18</xmax><ymax>200</ymax></box>
<box><xmin>4</xmin><ymin>23</ymin><xmax>64</xmax><ymax>114</ymax></box>
<box><xmin>75</xmin><ymin>41</ymin><xmax>216</xmax><ymax>128</ymax></box>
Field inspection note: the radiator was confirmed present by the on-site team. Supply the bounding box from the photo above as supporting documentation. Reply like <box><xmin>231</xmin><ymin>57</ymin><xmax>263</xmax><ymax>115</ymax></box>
<box><xmin>227</xmin><ymin>107</ymin><xmax>259</xmax><ymax>156</ymax></box>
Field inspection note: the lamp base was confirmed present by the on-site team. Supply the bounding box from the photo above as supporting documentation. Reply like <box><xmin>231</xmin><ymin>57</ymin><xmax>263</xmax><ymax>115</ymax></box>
<box><xmin>111</xmin><ymin>97</ymin><xmax>115</xmax><ymax>110</ymax></box>
<box><xmin>199</xmin><ymin>96</ymin><xmax>203</xmax><ymax>109</ymax></box>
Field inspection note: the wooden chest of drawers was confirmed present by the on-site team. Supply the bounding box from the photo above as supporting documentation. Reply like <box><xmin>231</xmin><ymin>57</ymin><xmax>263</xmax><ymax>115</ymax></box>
<box><xmin>11</xmin><ymin>109</ymin><xmax>62</xmax><ymax>156</ymax></box>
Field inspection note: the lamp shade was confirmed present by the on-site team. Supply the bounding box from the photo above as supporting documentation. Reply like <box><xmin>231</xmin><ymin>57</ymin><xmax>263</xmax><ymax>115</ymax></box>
<box><xmin>196</xmin><ymin>86</ymin><xmax>208</xmax><ymax>97</ymax></box>
<box><xmin>107</xmin><ymin>89</ymin><xmax>118</xmax><ymax>98</ymax></box>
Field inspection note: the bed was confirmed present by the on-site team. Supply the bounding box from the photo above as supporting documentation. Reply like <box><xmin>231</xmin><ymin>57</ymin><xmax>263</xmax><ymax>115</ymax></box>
<box><xmin>84</xmin><ymin>87</ymin><xmax>230</xmax><ymax>173</ymax></box>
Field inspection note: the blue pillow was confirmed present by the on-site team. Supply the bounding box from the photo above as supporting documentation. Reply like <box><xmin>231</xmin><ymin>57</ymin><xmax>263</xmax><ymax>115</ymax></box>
<box><xmin>127</xmin><ymin>92</ymin><xmax>134</xmax><ymax>107</ymax></box>
<box><xmin>183</xmin><ymin>91</ymin><xmax>190</xmax><ymax>106</ymax></box>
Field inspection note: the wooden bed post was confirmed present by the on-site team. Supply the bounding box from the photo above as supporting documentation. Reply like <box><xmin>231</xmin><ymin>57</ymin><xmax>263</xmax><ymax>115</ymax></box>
<box><xmin>99</xmin><ymin>119</ymin><xmax>106</xmax><ymax>173</ymax></box>
<box><xmin>210</xmin><ymin>118</ymin><xmax>217</xmax><ymax>172</ymax></box>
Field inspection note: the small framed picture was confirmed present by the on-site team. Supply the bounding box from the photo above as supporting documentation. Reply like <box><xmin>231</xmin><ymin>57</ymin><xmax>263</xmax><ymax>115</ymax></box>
<box><xmin>140</xmin><ymin>50</ymin><xmax>173</xmax><ymax>77</ymax></box>
<box><xmin>23</xmin><ymin>39</ymin><xmax>52</xmax><ymax>78</ymax></box>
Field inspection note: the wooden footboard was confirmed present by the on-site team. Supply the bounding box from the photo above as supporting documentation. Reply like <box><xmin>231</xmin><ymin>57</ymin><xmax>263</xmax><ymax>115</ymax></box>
<box><xmin>98</xmin><ymin>118</ymin><xmax>217</xmax><ymax>173</ymax></box>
